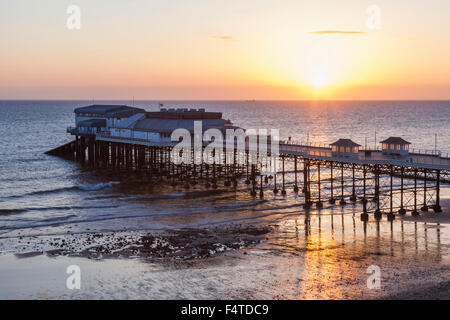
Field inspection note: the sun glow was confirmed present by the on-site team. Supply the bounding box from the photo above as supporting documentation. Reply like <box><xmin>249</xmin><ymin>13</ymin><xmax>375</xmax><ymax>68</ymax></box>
<box><xmin>1</xmin><ymin>1</ymin><xmax>450</xmax><ymax>99</ymax></box>
<box><xmin>311</xmin><ymin>72</ymin><xmax>329</xmax><ymax>88</ymax></box>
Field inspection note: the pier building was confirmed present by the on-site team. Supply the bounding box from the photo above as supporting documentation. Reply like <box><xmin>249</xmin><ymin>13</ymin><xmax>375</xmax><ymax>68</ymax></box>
<box><xmin>380</xmin><ymin>137</ymin><xmax>411</xmax><ymax>156</ymax></box>
<box><xmin>330</xmin><ymin>139</ymin><xmax>360</xmax><ymax>158</ymax></box>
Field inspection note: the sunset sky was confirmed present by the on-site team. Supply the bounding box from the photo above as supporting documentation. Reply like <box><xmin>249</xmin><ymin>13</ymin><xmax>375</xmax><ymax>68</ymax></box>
<box><xmin>1</xmin><ymin>0</ymin><xmax>449</xmax><ymax>100</ymax></box>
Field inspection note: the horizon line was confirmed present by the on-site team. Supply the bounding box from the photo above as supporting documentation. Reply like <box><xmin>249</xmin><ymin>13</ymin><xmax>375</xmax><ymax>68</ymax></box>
<box><xmin>1</xmin><ymin>98</ymin><xmax>450</xmax><ymax>102</ymax></box>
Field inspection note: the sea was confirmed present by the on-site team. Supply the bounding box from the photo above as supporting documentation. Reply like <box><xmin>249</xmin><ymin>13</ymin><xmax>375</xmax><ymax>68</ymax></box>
<box><xmin>0</xmin><ymin>100</ymin><xmax>450</xmax><ymax>236</ymax></box>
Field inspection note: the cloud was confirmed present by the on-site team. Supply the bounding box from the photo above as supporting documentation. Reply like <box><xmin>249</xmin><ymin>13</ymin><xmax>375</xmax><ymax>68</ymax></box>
<box><xmin>308</xmin><ymin>30</ymin><xmax>365</xmax><ymax>35</ymax></box>
<box><xmin>213</xmin><ymin>35</ymin><xmax>235</xmax><ymax>41</ymax></box>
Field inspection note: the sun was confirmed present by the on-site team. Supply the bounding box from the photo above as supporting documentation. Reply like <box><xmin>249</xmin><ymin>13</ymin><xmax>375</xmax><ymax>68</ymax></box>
<box><xmin>310</xmin><ymin>72</ymin><xmax>329</xmax><ymax>88</ymax></box>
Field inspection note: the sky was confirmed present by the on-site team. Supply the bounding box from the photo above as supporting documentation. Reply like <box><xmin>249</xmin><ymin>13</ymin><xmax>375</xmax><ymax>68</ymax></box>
<box><xmin>0</xmin><ymin>0</ymin><xmax>449</xmax><ymax>100</ymax></box>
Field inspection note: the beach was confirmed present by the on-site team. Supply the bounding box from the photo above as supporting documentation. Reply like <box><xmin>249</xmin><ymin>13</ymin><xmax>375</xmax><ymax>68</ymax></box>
<box><xmin>1</xmin><ymin>198</ymin><xmax>449</xmax><ymax>300</ymax></box>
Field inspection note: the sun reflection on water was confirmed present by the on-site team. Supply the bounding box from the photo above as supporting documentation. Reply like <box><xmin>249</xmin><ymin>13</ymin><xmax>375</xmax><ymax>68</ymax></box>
<box><xmin>261</xmin><ymin>211</ymin><xmax>447</xmax><ymax>299</ymax></box>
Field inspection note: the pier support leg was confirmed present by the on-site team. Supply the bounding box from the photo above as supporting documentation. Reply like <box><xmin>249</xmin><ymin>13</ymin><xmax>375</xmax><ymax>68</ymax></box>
<box><xmin>388</xmin><ymin>166</ymin><xmax>395</xmax><ymax>221</ymax></box>
<box><xmin>303</xmin><ymin>160</ymin><xmax>311</xmax><ymax>209</ymax></box>
<box><xmin>329</xmin><ymin>163</ymin><xmax>335</xmax><ymax>204</ymax></box>
<box><xmin>78</xmin><ymin>137</ymin><xmax>86</xmax><ymax>163</ymax></box>
<box><xmin>434</xmin><ymin>170</ymin><xmax>442</xmax><ymax>212</ymax></box>
<box><xmin>412</xmin><ymin>169</ymin><xmax>419</xmax><ymax>216</ymax></box>
<box><xmin>350</xmin><ymin>164</ymin><xmax>357</xmax><ymax>202</ymax></box>
<box><xmin>110</xmin><ymin>143</ymin><xmax>114</xmax><ymax>168</ymax></box>
<box><xmin>293</xmin><ymin>156</ymin><xmax>299</xmax><ymax>193</ymax></box>
<box><xmin>245</xmin><ymin>151</ymin><xmax>250</xmax><ymax>185</ymax></box>
<box><xmin>362</xmin><ymin>166</ymin><xmax>368</xmax><ymax>215</ymax></box>
<box><xmin>421</xmin><ymin>169</ymin><xmax>428</xmax><ymax>211</ymax></box>
<box><xmin>233</xmin><ymin>149</ymin><xmax>238</xmax><ymax>188</ymax></box>
<box><xmin>273</xmin><ymin>159</ymin><xmax>279</xmax><ymax>194</ymax></box>
<box><xmin>398</xmin><ymin>167</ymin><xmax>406</xmax><ymax>215</ymax></box>
<box><xmin>204</xmin><ymin>164</ymin><xmax>210</xmax><ymax>188</ymax></box>
<box><xmin>250</xmin><ymin>165</ymin><xmax>257</xmax><ymax>197</ymax></box>
<box><xmin>281</xmin><ymin>156</ymin><xmax>286</xmax><ymax>195</ymax></box>
<box><xmin>212</xmin><ymin>162</ymin><xmax>217</xmax><ymax>189</ymax></box>
<box><xmin>339</xmin><ymin>163</ymin><xmax>346</xmax><ymax>205</ymax></box>
<box><xmin>88</xmin><ymin>138</ymin><xmax>94</xmax><ymax>165</ymax></box>
<box><xmin>360</xmin><ymin>166</ymin><xmax>369</xmax><ymax>220</ymax></box>
<box><xmin>75</xmin><ymin>136</ymin><xmax>79</xmax><ymax>160</ymax></box>
<box><xmin>374</xmin><ymin>165</ymin><xmax>382</xmax><ymax>220</ymax></box>
<box><xmin>260</xmin><ymin>175</ymin><xmax>264</xmax><ymax>198</ymax></box>
<box><xmin>316</xmin><ymin>163</ymin><xmax>322</xmax><ymax>208</ymax></box>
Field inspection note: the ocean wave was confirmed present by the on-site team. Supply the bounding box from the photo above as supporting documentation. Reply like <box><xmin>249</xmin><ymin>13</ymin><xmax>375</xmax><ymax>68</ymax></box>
<box><xmin>126</xmin><ymin>190</ymin><xmax>229</xmax><ymax>202</ymax></box>
<box><xmin>77</xmin><ymin>181</ymin><xmax>120</xmax><ymax>191</ymax></box>
<box><xmin>218</xmin><ymin>200</ymin><xmax>267</xmax><ymax>210</ymax></box>
<box><xmin>0</xmin><ymin>209</ymin><xmax>27</xmax><ymax>216</ymax></box>
<box><xmin>2</xmin><ymin>181</ymin><xmax>120</xmax><ymax>200</ymax></box>
<box><xmin>40</xmin><ymin>214</ymin><xmax>77</xmax><ymax>223</ymax></box>
<box><xmin>24</xmin><ymin>186</ymin><xmax>77</xmax><ymax>196</ymax></box>
<box><xmin>0</xmin><ymin>204</ymin><xmax>119</xmax><ymax>217</ymax></box>
<box><xmin>183</xmin><ymin>189</ymin><xmax>230</xmax><ymax>198</ymax></box>
<box><xmin>159</xmin><ymin>193</ymin><xmax>186</xmax><ymax>198</ymax></box>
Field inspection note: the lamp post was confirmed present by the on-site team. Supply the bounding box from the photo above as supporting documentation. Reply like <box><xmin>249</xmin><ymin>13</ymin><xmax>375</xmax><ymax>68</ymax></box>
<box><xmin>374</xmin><ymin>131</ymin><xmax>377</xmax><ymax>150</ymax></box>
<box><xmin>435</xmin><ymin>133</ymin><xmax>437</xmax><ymax>155</ymax></box>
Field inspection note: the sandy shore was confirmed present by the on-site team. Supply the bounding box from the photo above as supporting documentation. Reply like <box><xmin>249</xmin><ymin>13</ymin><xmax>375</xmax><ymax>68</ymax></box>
<box><xmin>0</xmin><ymin>201</ymin><xmax>449</xmax><ymax>299</ymax></box>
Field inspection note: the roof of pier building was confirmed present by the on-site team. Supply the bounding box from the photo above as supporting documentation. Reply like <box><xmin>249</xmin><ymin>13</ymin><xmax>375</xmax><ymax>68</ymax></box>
<box><xmin>74</xmin><ymin>105</ymin><xmax>146</xmax><ymax>118</ymax></box>
<box><xmin>132</xmin><ymin>118</ymin><xmax>238</xmax><ymax>134</ymax></box>
<box><xmin>77</xmin><ymin>119</ymin><xmax>106</xmax><ymax>128</ymax></box>
<box><xmin>330</xmin><ymin>139</ymin><xmax>361</xmax><ymax>147</ymax></box>
<box><xmin>380</xmin><ymin>137</ymin><xmax>411</xmax><ymax>145</ymax></box>
<box><xmin>121</xmin><ymin>108</ymin><xmax>239</xmax><ymax>133</ymax></box>
<box><xmin>146</xmin><ymin>108</ymin><xmax>223</xmax><ymax>120</ymax></box>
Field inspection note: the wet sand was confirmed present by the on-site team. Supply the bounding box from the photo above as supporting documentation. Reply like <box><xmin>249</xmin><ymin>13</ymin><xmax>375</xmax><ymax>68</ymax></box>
<box><xmin>0</xmin><ymin>200</ymin><xmax>449</xmax><ymax>299</ymax></box>
<box><xmin>3</xmin><ymin>225</ymin><xmax>271</xmax><ymax>260</ymax></box>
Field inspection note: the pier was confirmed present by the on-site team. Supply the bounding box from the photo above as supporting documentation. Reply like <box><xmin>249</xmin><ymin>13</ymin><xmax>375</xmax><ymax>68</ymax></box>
<box><xmin>46</xmin><ymin>105</ymin><xmax>450</xmax><ymax>221</ymax></box>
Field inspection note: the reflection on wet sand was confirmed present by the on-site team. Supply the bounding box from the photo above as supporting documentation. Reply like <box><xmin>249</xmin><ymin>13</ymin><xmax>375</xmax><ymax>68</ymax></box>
<box><xmin>263</xmin><ymin>210</ymin><xmax>447</xmax><ymax>299</ymax></box>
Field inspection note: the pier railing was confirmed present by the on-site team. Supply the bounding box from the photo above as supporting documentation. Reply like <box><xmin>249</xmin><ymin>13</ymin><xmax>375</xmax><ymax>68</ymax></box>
<box><xmin>67</xmin><ymin>126</ymin><xmax>108</xmax><ymax>136</ymax></box>
<box><xmin>282</xmin><ymin>140</ymin><xmax>444</xmax><ymax>157</ymax></box>
<box><xmin>279</xmin><ymin>143</ymin><xmax>450</xmax><ymax>169</ymax></box>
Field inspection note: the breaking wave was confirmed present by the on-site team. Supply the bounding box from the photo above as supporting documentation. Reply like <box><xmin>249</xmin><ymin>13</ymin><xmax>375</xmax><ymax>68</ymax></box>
<box><xmin>2</xmin><ymin>182</ymin><xmax>120</xmax><ymax>200</ymax></box>
<box><xmin>77</xmin><ymin>181</ymin><xmax>120</xmax><ymax>191</ymax></box>
<box><xmin>0</xmin><ymin>205</ymin><xmax>119</xmax><ymax>217</ymax></box>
